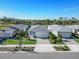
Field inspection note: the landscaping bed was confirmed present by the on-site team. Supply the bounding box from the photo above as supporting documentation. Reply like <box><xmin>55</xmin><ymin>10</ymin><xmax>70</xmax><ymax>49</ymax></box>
<box><xmin>0</xmin><ymin>46</ymin><xmax>35</xmax><ymax>52</ymax></box>
<box><xmin>54</xmin><ymin>45</ymin><xmax>70</xmax><ymax>51</ymax></box>
<box><xmin>49</xmin><ymin>38</ymin><xmax>64</xmax><ymax>44</ymax></box>
<box><xmin>49</xmin><ymin>32</ymin><xmax>64</xmax><ymax>44</ymax></box>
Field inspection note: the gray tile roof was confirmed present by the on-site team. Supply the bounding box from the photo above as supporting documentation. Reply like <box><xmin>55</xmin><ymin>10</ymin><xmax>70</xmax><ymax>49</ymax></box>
<box><xmin>0</xmin><ymin>27</ymin><xmax>15</xmax><ymax>38</ymax></box>
<box><xmin>0</xmin><ymin>33</ymin><xmax>10</xmax><ymax>38</ymax></box>
<box><xmin>11</xmin><ymin>24</ymin><xmax>28</xmax><ymax>30</ymax></box>
<box><xmin>58</xmin><ymin>27</ymin><xmax>72</xmax><ymax>32</ymax></box>
<box><xmin>28</xmin><ymin>25</ymin><xmax>49</xmax><ymax>38</ymax></box>
<box><xmin>48</xmin><ymin>25</ymin><xmax>64</xmax><ymax>31</ymax></box>
<box><xmin>29</xmin><ymin>25</ymin><xmax>49</xmax><ymax>33</ymax></box>
<box><xmin>65</xmin><ymin>25</ymin><xmax>79</xmax><ymax>30</ymax></box>
<box><xmin>48</xmin><ymin>25</ymin><xmax>72</xmax><ymax>32</ymax></box>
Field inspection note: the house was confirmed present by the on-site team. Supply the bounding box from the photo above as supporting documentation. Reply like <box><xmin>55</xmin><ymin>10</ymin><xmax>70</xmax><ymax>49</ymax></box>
<box><xmin>0</xmin><ymin>31</ymin><xmax>4</xmax><ymax>40</ymax></box>
<box><xmin>4</xmin><ymin>27</ymin><xmax>16</xmax><ymax>38</ymax></box>
<box><xmin>48</xmin><ymin>25</ymin><xmax>72</xmax><ymax>39</ymax></box>
<box><xmin>0</xmin><ymin>24</ymin><xmax>29</xmax><ymax>42</ymax></box>
<box><xmin>65</xmin><ymin>25</ymin><xmax>79</xmax><ymax>35</ymax></box>
<box><xmin>28</xmin><ymin>25</ymin><xmax>49</xmax><ymax>39</ymax></box>
<box><xmin>48</xmin><ymin>25</ymin><xmax>64</xmax><ymax>36</ymax></box>
<box><xmin>0</xmin><ymin>27</ymin><xmax>16</xmax><ymax>40</ymax></box>
<box><xmin>10</xmin><ymin>24</ymin><xmax>29</xmax><ymax>31</ymax></box>
<box><xmin>58</xmin><ymin>27</ymin><xmax>72</xmax><ymax>39</ymax></box>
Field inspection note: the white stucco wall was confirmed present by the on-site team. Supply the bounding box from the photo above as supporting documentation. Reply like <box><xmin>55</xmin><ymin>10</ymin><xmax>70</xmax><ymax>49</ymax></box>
<box><xmin>51</xmin><ymin>31</ymin><xmax>72</xmax><ymax>39</ymax></box>
<box><xmin>35</xmin><ymin>32</ymin><xmax>49</xmax><ymax>38</ymax></box>
<box><xmin>59</xmin><ymin>32</ymin><xmax>72</xmax><ymax>39</ymax></box>
<box><xmin>28</xmin><ymin>31</ymin><xmax>49</xmax><ymax>39</ymax></box>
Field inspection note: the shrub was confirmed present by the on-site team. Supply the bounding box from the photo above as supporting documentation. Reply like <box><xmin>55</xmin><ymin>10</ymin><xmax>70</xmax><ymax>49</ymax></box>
<box><xmin>49</xmin><ymin>32</ymin><xmax>57</xmax><ymax>44</ymax></box>
<box><xmin>63</xmin><ymin>45</ymin><xmax>70</xmax><ymax>51</ymax></box>
<box><xmin>16</xmin><ymin>46</ymin><xmax>19</xmax><ymax>49</ymax></box>
<box><xmin>57</xmin><ymin>33</ymin><xmax>63</xmax><ymax>43</ymax></box>
<box><xmin>72</xmin><ymin>33</ymin><xmax>79</xmax><ymax>39</ymax></box>
<box><xmin>49</xmin><ymin>32</ymin><xmax>57</xmax><ymax>39</ymax></box>
<box><xmin>14</xmin><ymin>48</ymin><xmax>18</xmax><ymax>51</ymax></box>
<box><xmin>13</xmin><ymin>46</ymin><xmax>19</xmax><ymax>51</ymax></box>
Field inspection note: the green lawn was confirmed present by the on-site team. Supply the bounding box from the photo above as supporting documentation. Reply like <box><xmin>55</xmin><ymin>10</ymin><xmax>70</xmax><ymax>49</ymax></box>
<box><xmin>0</xmin><ymin>26</ymin><xmax>7</xmax><ymax>30</ymax></box>
<box><xmin>4</xmin><ymin>38</ymin><xmax>36</xmax><ymax>45</ymax></box>
<box><xmin>73</xmin><ymin>35</ymin><xmax>79</xmax><ymax>43</ymax></box>
<box><xmin>0</xmin><ymin>24</ymin><xmax>15</xmax><ymax>30</ymax></box>
<box><xmin>74</xmin><ymin>38</ymin><xmax>79</xmax><ymax>43</ymax></box>
<box><xmin>22</xmin><ymin>37</ymin><xmax>36</xmax><ymax>44</ymax></box>
<box><xmin>75</xmin><ymin>39</ymin><xmax>79</xmax><ymax>43</ymax></box>
<box><xmin>23</xmin><ymin>39</ymin><xmax>36</xmax><ymax>44</ymax></box>
<box><xmin>4</xmin><ymin>39</ymin><xmax>19</xmax><ymax>45</ymax></box>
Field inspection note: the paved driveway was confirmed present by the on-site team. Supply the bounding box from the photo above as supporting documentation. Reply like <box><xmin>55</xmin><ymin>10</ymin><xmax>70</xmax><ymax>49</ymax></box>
<box><xmin>36</xmin><ymin>38</ymin><xmax>51</xmax><ymax>44</ymax></box>
<box><xmin>64</xmin><ymin>39</ymin><xmax>78</xmax><ymax>44</ymax></box>
<box><xmin>34</xmin><ymin>38</ymin><xmax>56</xmax><ymax>53</ymax></box>
<box><xmin>67</xmin><ymin>45</ymin><xmax>79</xmax><ymax>52</ymax></box>
<box><xmin>64</xmin><ymin>39</ymin><xmax>79</xmax><ymax>52</ymax></box>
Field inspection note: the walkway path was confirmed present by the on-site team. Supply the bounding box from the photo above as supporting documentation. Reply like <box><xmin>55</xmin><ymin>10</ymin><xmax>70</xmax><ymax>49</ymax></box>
<box><xmin>34</xmin><ymin>38</ymin><xmax>56</xmax><ymax>53</ymax></box>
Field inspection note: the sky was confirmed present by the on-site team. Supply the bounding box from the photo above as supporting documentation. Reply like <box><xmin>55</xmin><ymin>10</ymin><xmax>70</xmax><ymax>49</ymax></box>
<box><xmin>0</xmin><ymin>0</ymin><xmax>79</xmax><ymax>19</ymax></box>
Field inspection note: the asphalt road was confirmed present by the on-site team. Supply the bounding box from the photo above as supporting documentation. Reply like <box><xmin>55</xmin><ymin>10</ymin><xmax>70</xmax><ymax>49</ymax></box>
<box><xmin>0</xmin><ymin>52</ymin><xmax>79</xmax><ymax>59</ymax></box>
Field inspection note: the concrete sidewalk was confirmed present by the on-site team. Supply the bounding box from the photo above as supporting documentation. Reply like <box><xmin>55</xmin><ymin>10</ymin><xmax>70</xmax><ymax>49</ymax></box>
<box><xmin>34</xmin><ymin>44</ymin><xmax>56</xmax><ymax>53</ymax></box>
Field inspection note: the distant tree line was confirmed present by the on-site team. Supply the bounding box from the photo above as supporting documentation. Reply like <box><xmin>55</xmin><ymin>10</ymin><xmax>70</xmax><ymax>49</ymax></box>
<box><xmin>0</xmin><ymin>16</ymin><xmax>79</xmax><ymax>25</ymax></box>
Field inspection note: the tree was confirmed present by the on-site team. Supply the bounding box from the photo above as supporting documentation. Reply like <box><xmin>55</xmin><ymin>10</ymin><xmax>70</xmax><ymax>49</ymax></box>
<box><xmin>64</xmin><ymin>17</ymin><xmax>67</xmax><ymax>20</ymax></box>
<box><xmin>49</xmin><ymin>32</ymin><xmax>57</xmax><ymax>39</ymax></box>
<box><xmin>45</xmin><ymin>19</ymin><xmax>50</xmax><ymax>25</ymax></box>
<box><xmin>0</xmin><ymin>16</ymin><xmax>79</xmax><ymax>25</ymax></box>
<box><xmin>25</xmin><ymin>31</ymin><xmax>28</xmax><ymax>37</ymax></box>
<box><xmin>72</xmin><ymin>17</ymin><xmax>77</xmax><ymax>20</ymax></box>
<box><xmin>57</xmin><ymin>33</ymin><xmax>63</xmax><ymax>43</ymax></box>
<box><xmin>18</xmin><ymin>37</ymin><xmax>23</xmax><ymax>49</ymax></box>
<box><xmin>49</xmin><ymin>32</ymin><xmax>57</xmax><ymax>44</ymax></box>
<box><xmin>16</xmin><ymin>35</ymin><xmax>23</xmax><ymax>49</ymax></box>
<box><xmin>59</xmin><ymin>17</ymin><xmax>63</xmax><ymax>20</ymax></box>
<box><xmin>19</xmin><ymin>30</ymin><xmax>26</xmax><ymax>37</ymax></box>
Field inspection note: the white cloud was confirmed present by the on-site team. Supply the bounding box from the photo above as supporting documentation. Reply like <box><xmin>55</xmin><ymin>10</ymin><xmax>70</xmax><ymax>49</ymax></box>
<box><xmin>0</xmin><ymin>10</ymin><xmax>50</xmax><ymax>19</ymax></box>
<box><xmin>0</xmin><ymin>11</ymin><xmax>5</xmax><ymax>17</ymax></box>
<box><xmin>63</xmin><ymin>7</ymin><xmax>79</xmax><ymax>11</ymax></box>
<box><xmin>0</xmin><ymin>10</ymin><xmax>27</xmax><ymax>19</ymax></box>
<box><xmin>0</xmin><ymin>10</ymin><xmax>14</xmax><ymax>17</ymax></box>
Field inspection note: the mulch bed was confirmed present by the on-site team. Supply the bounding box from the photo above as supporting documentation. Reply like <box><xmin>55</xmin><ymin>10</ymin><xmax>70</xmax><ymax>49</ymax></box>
<box><xmin>54</xmin><ymin>46</ymin><xmax>70</xmax><ymax>51</ymax></box>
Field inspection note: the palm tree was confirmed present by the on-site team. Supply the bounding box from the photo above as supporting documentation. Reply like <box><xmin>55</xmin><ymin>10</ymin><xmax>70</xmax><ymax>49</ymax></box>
<box><xmin>18</xmin><ymin>37</ymin><xmax>23</xmax><ymax>49</ymax></box>
<box><xmin>49</xmin><ymin>32</ymin><xmax>57</xmax><ymax>44</ymax></box>
<box><xmin>16</xmin><ymin>35</ymin><xmax>23</xmax><ymax>49</ymax></box>
<box><xmin>57</xmin><ymin>33</ymin><xmax>63</xmax><ymax>44</ymax></box>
